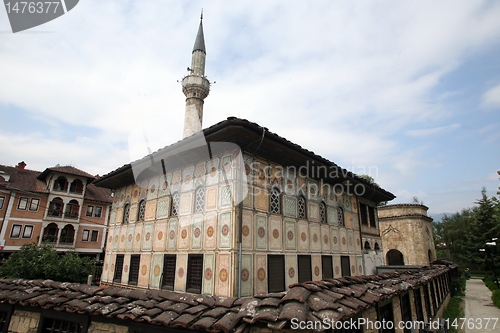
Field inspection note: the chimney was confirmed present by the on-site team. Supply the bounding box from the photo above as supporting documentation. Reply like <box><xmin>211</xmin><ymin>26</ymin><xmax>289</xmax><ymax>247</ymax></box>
<box><xmin>16</xmin><ymin>161</ymin><xmax>26</xmax><ymax>172</ymax></box>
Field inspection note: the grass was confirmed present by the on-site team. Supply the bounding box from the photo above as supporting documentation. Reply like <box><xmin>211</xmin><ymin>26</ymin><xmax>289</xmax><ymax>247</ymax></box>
<box><xmin>483</xmin><ymin>275</ymin><xmax>500</xmax><ymax>309</ymax></box>
<box><xmin>442</xmin><ymin>296</ymin><xmax>465</xmax><ymax>333</ymax></box>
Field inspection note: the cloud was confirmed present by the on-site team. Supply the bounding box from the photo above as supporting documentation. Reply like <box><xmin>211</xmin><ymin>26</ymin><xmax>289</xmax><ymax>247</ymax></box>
<box><xmin>405</xmin><ymin>123</ymin><xmax>461</xmax><ymax>137</ymax></box>
<box><xmin>481</xmin><ymin>83</ymin><xmax>500</xmax><ymax>109</ymax></box>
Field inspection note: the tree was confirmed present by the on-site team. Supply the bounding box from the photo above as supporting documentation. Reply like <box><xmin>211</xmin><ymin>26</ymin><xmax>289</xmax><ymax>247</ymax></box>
<box><xmin>0</xmin><ymin>243</ymin><xmax>95</xmax><ymax>283</ymax></box>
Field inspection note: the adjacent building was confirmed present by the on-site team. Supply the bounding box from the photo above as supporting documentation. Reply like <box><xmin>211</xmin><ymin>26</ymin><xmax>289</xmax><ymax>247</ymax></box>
<box><xmin>94</xmin><ymin>17</ymin><xmax>395</xmax><ymax>297</ymax></box>
<box><xmin>0</xmin><ymin>162</ymin><xmax>112</xmax><ymax>260</ymax></box>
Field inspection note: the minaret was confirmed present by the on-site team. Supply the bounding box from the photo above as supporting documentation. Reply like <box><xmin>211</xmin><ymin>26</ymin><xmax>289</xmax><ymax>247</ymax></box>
<box><xmin>182</xmin><ymin>12</ymin><xmax>210</xmax><ymax>138</ymax></box>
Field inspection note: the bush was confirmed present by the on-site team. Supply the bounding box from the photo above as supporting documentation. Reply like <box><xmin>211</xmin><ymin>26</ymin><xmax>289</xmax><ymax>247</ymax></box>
<box><xmin>493</xmin><ymin>290</ymin><xmax>500</xmax><ymax>309</ymax></box>
<box><xmin>0</xmin><ymin>243</ymin><xmax>95</xmax><ymax>283</ymax></box>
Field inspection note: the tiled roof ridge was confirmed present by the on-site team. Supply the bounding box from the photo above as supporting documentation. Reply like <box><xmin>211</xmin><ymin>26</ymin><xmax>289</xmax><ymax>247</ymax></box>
<box><xmin>0</xmin><ymin>266</ymin><xmax>451</xmax><ymax>332</ymax></box>
<box><xmin>378</xmin><ymin>213</ymin><xmax>432</xmax><ymax>220</ymax></box>
<box><xmin>378</xmin><ymin>203</ymin><xmax>429</xmax><ymax>209</ymax></box>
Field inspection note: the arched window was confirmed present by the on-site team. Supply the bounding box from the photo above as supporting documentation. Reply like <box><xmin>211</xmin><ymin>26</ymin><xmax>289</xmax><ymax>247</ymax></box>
<box><xmin>137</xmin><ymin>200</ymin><xmax>146</xmax><ymax>221</ymax></box>
<box><xmin>123</xmin><ymin>204</ymin><xmax>130</xmax><ymax>224</ymax></box>
<box><xmin>364</xmin><ymin>241</ymin><xmax>371</xmax><ymax>250</ymax></box>
<box><xmin>69</xmin><ymin>179</ymin><xmax>84</xmax><ymax>193</ymax></box>
<box><xmin>48</xmin><ymin>197</ymin><xmax>64</xmax><ymax>217</ymax></box>
<box><xmin>320</xmin><ymin>202</ymin><xmax>327</xmax><ymax>223</ymax></box>
<box><xmin>42</xmin><ymin>223</ymin><xmax>58</xmax><ymax>243</ymax></box>
<box><xmin>298</xmin><ymin>195</ymin><xmax>307</xmax><ymax>219</ymax></box>
<box><xmin>374</xmin><ymin>242</ymin><xmax>380</xmax><ymax>251</ymax></box>
<box><xmin>195</xmin><ymin>187</ymin><xmax>205</xmax><ymax>213</ymax></box>
<box><xmin>64</xmin><ymin>199</ymin><xmax>80</xmax><ymax>219</ymax></box>
<box><xmin>269</xmin><ymin>186</ymin><xmax>281</xmax><ymax>214</ymax></box>
<box><xmin>337</xmin><ymin>207</ymin><xmax>344</xmax><ymax>226</ymax></box>
<box><xmin>53</xmin><ymin>176</ymin><xmax>68</xmax><ymax>191</ymax></box>
<box><xmin>386</xmin><ymin>249</ymin><xmax>405</xmax><ymax>265</ymax></box>
<box><xmin>60</xmin><ymin>225</ymin><xmax>75</xmax><ymax>244</ymax></box>
<box><xmin>171</xmin><ymin>192</ymin><xmax>180</xmax><ymax>216</ymax></box>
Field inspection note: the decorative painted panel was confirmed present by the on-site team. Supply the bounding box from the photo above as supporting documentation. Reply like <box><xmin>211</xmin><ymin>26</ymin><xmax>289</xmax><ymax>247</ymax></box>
<box><xmin>284</xmin><ymin>220</ymin><xmax>296</xmax><ymax>250</ymax></box>
<box><xmin>255</xmin><ymin>214</ymin><xmax>267</xmax><ymax>250</ymax></box>
<box><xmin>312</xmin><ymin>255</ymin><xmax>322</xmax><ymax>280</ymax></box>
<box><xmin>252</xmin><ymin>160</ymin><xmax>268</xmax><ymax>188</ymax></box>
<box><xmin>110</xmin><ymin>210</ymin><xmax>117</xmax><ymax>226</ymax></box>
<box><xmin>356</xmin><ymin>256</ymin><xmax>364</xmax><ymax>276</ymax></box>
<box><xmin>333</xmin><ymin>255</ymin><xmax>341</xmax><ymax>277</ymax></box>
<box><xmin>129</xmin><ymin>205</ymin><xmax>138</xmax><ymax>223</ymax></box>
<box><xmin>308</xmin><ymin>202</ymin><xmax>319</xmax><ymax>221</ymax></box>
<box><xmin>283</xmin><ymin>195</ymin><xmax>297</xmax><ymax>218</ymax></box>
<box><xmin>327</xmin><ymin>206</ymin><xmax>337</xmax><ymax>225</ymax></box>
<box><xmin>352</xmin><ymin>213</ymin><xmax>360</xmax><ymax>230</ymax></box>
<box><xmin>181</xmin><ymin>166</ymin><xmax>195</xmax><ymax>192</ymax></box>
<box><xmin>283</xmin><ymin>170</ymin><xmax>296</xmax><ymax>196</ymax></box>
<box><xmin>347</xmin><ymin>230</ymin><xmax>355</xmax><ymax>253</ymax></box>
<box><xmin>157</xmin><ymin>173</ymin><xmax>172</xmax><ymax>197</ymax></box>
<box><xmin>326</xmin><ymin>189</ymin><xmax>337</xmax><ymax>206</ymax></box>
<box><xmin>240</xmin><ymin>254</ymin><xmax>253</xmax><ymax>297</ymax></box>
<box><xmin>149</xmin><ymin>253</ymin><xmax>163</xmax><ymax>289</ymax></box>
<box><xmin>331</xmin><ymin>227</ymin><xmax>340</xmax><ymax>252</ymax></box>
<box><xmin>307</xmin><ymin>180</ymin><xmax>319</xmax><ymax>201</ymax></box>
<box><xmin>179</xmin><ymin>193</ymin><xmax>192</xmax><ymax>215</ymax></box>
<box><xmin>141</xmin><ymin>223</ymin><xmax>153</xmax><ymax>251</ymax></box>
<box><xmin>350</xmin><ymin>255</ymin><xmax>356</xmax><ymax>276</ymax></box>
<box><xmin>145</xmin><ymin>201</ymin><xmax>157</xmax><ymax>221</ymax></box>
<box><xmin>297</xmin><ymin>222</ymin><xmax>309</xmax><ymax>251</ymax></box>
<box><xmin>216</xmin><ymin>253</ymin><xmax>231</xmax><ymax>296</ymax></box>
<box><xmin>177</xmin><ymin>217</ymin><xmax>191</xmax><ymax>249</ymax></box>
<box><xmin>153</xmin><ymin>220</ymin><xmax>168</xmax><ymax>251</ymax></box>
<box><xmin>101</xmin><ymin>252</ymin><xmax>111</xmax><ymax>282</ymax></box>
<box><xmin>205</xmin><ymin>158</ymin><xmax>219</xmax><ymax>186</ymax></box>
<box><xmin>174</xmin><ymin>253</ymin><xmax>187</xmax><ymax>292</ymax></box>
<box><xmin>351</xmin><ymin>196</ymin><xmax>358</xmax><ymax>213</ymax></box>
<box><xmin>242</xmin><ymin>210</ymin><xmax>253</xmax><ymax>250</ymax></box>
<box><xmin>118</xmin><ymin>226</ymin><xmax>127</xmax><ymax>251</ymax></box>
<box><xmin>297</xmin><ymin>175</ymin><xmax>306</xmax><ymax>196</ymax></box>
<box><xmin>125</xmin><ymin>225</ymin><xmax>135</xmax><ymax>251</ymax></box>
<box><xmin>220</xmin><ymin>155</ymin><xmax>233</xmax><ymax>181</ymax></box>
<box><xmin>203</xmin><ymin>213</ymin><xmax>217</xmax><ymax>250</ymax></box>
<box><xmin>202</xmin><ymin>253</ymin><xmax>215</xmax><ymax>295</ymax></box>
<box><xmin>156</xmin><ymin>197</ymin><xmax>170</xmax><ymax>218</ymax></box>
<box><xmin>285</xmin><ymin>255</ymin><xmax>297</xmax><ymax>287</ymax></box>
<box><xmin>344</xmin><ymin>211</ymin><xmax>353</xmax><ymax>229</ymax></box>
<box><xmin>269</xmin><ymin>165</ymin><xmax>282</xmax><ymax>185</ymax></box>
<box><xmin>115</xmin><ymin>207</ymin><xmax>123</xmax><ymax>225</ymax></box>
<box><xmin>254</xmin><ymin>254</ymin><xmax>267</xmax><ymax>295</ymax></box>
<box><xmin>339</xmin><ymin>227</ymin><xmax>348</xmax><ymax>253</ymax></box>
<box><xmin>147</xmin><ymin>178</ymin><xmax>159</xmax><ymax>200</ymax></box>
<box><xmin>310</xmin><ymin>223</ymin><xmax>321</xmax><ymax>252</ymax></box>
<box><xmin>194</xmin><ymin>162</ymin><xmax>206</xmax><ymax>184</ymax></box>
<box><xmin>254</xmin><ymin>188</ymin><xmax>268</xmax><ymax>211</ymax></box>
<box><xmin>133</xmin><ymin>223</ymin><xmax>144</xmax><ymax>252</ymax></box>
<box><xmin>218</xmin><ymin>212</ymin><xmax>232</xmax><ymax>249</ymax></box>
<box><xmin>220</xmin><ymin>185</ymin><xmax>232</xmax><ymax>207</ymax></box>
<box><xmin>112</xmin><ymin>226</ymin><xmax>120</xmax><ymax>250</ymax></box>
<box><xmin>342</xmin><ymin>194</ymin><xmax>352</xmax><ymax>212</ymax></box>
<box><xmin>268</xmin><ymin>216</ymin><xmax>282</xmax><ymax>251</ymax></box>
<box><xmin>191</xmin><ymin>216</ymin><xmax>203</xmax><ymax>250</ymax></box>
<box><xmin>167</xmin><ymin>219</ymin><xmax>177</xmax><ymax>250</ymax></box>
<box><xmin>242</xmin><ymin>185</ymin><xmax>253</xmax><ymax>208</ymax></box>
<box><xmin>122</xmin><ymin>254</ymin><xmax>131</xmax><ymax>285</ymax></box>
<box><xmin>138</xmin><ymin>254</ymin><xmax>151</xmax><ymax>288</ymax></box>
<box><xmin>321</xmin><ymin>224</ymin><xmax>330</xmax><ymax>252</ymax></box>
<box><xmin>354</xmin><ymin>232</ymin><xmax>361</xmax><ymax>253</ymax></box>
<box><xmin>206</xmin><ymin>186</ymin><xmax>218</xmax><ymax>210</ymax></box>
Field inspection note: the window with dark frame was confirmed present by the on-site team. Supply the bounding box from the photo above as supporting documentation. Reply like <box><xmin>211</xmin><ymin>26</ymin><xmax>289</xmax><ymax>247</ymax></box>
<box><xmin>138</xmin><ymin>200</ymin><xmax>146</xmax><ymax>221</ymax></box>
<box><xmin>378</xmin><ymin>301</ymin><xmax>396</xmax><ymax>333</ymax></box>
<box><xmin>298</xmin><ymin>195</ymin><xmax>307</xmax><ymax>219</ymax></box>
<box><xmin>90</xmin><ymin>230</ymin><xmax>98</xmax><ymax>242</ymax></box>
<box><xmin>86</xmin><ymin>205</ymin><xmax>93</xmax><ymax>217</ymax></box>
<box><xmin>0</xmin><ymin>304</ymin><xmax>13</xmax><ymax>333</ymax></box>
<box><xmin>53</xmin><ymin>176</ymin><xmax>68</xmax><ymax>192</ymax></box>
<box><xmin>10</xmin><ymin>225</ymin><xmax>21</xmax><ymax>238</ymax></box>
<box><xmin>269</xmin><ymin>186</ymin><xmax>281</xmax><ymax>214</ymax></box>
<box><xmin>113</xmin><ymin>254</ymin><xmax>124</xmax><ymax>283</ymax></box>
<box><xmin>186</xmin><ymin>254</ymin><xmax>203</xmax><ymax>293</ymax></box>
<box><xmin>82</xmin><ymin>229</ymin><xmax>90</xmax><ymax>241</ymax></box>
<box><xmin>400</xmin><ymin>293</ymin><xmax>413</xmax><ymax>333</ymax></box>
<box><xmin>340</xmin><ymin>256</ymin><xmax>350</xmax><ymax>277</ymax></box>
<box><xmin>368</xmin><ymin>206</ymin><xmax>377</xmax><ymax>227</ymax></box>
<box><xmin>0</xmin><ymin>197</ymin><xmax>4</xmax><ymax>210</ymax></box>
<box><xmin>17</xmin><ymin>197</ymin><xmax>28</xmax><ymax>210</ymax></box>
<box><xmin>171</xmin><ymin>193</ymin><xmax>180</xmax><ymax>216</ymax></box>
<box><xmin>297</xmin><ymin>255</ymin><xmax>312</xmax><ymax>283</ymax></box>
<box><xmin>337</xmin><ymin>207</ymin><xmax>344</xmax><ymax>226</ymax></box>
<box><xmin>123</xmin><ymin>204</ymin><xmax>130</xmax><ymax>224</ymax></box>
<box><xmin>49</xmin><ymin>198</ymin><xmax>64</xmax><ymax>217</ymax></box>
<box><xmin>320</xmin><ymin>202</ymin><xmax>327</xmax><ymax>223</ymax></box>
<box><xmin>359</xmin><ymin>203</ymin><xmax>368</xmax><ymax>225</ymax></box>
<box><xmin>69</xmin><ymin>179</ymin><xmax>84</xmax><ymax>194</ymax></box>
<box><xmin>414</xmin><ymin>287</ymin><xmax>425</xmax><ymax>323</ymax></box>
<box><xmin>162</xmin><ymin>254</ymin><xmax>176</xmax><ymax>290</ymax></box>
<box><xmin>129</xmin><ymin>255</ymin><xmax>141</xmax><ymax>285</ymax></box>
<box><xmin>39</xmin><ymin>311</ymin><xmax>89</xmax><ymax>333</ymax></box>
<box><xmin>94</xmin><ymin>206</ymin><xmax>102</xmax><ymax>218</ymax></box>
<box><xmin>267</xmin><ymin>255</ymin><xmax>285</xmax><ymax>292</ymax></box>
<box><xmin>22</xmin><ymin>225</ymin><xmax>33</xmax><ymax>239</ymax></box>
<box><xmin>322</xmin><ymin>255</ymin><xmax>334</xmax><ymax>279</ymax></box>
<box><xmin>29</xmin><ymin>198</ymin><xmax>40</xmax><ymax>211</ymax></box>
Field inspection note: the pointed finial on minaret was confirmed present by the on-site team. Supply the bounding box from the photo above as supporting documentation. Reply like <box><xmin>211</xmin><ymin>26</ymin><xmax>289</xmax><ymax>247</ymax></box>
<box><xmin>201</xmin><ymin>9</ymin><xmax>203</xmax><ymax>20</ymax></box>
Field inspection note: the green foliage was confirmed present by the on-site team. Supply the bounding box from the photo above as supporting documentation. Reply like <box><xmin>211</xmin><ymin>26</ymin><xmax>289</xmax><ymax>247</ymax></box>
<box><xmin>492</xmin><ymin>290</ymin><xmax>500</xmax><ymax>309</ymax></box>
<box><xmin>0</xmin><ymin>243</ymin><xmax>95</xmax><ymax>283</ymax></box>
<box><xmin>434</xmin><ymin>187</ymin><xmax>500</xmax><ymax>270</ymax></box>
<box><xmin>442</xmin><ymin>296</ymin><xmax>464</xmax><ymax>333</ymax></box>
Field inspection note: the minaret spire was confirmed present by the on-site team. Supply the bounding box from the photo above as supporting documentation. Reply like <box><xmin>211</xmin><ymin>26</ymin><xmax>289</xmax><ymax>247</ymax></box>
<box><xmin>182</xmin><ymin>13</ymin><xmax>210</xmax><ymax>138</ymax></box>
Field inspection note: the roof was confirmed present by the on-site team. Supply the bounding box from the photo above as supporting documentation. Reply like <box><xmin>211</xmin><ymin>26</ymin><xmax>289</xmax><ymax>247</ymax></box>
<box><xmin>94</xmin><ymin>117</ymin><xmax>395</xmax><ymax>204</ymax></box>
<box><xmin>193</xmin><ymin>19</ymin><xmax>206</xmax><ymax>53</ymax></box>
<box><xmin>0</xmin><ymin>164</ymin><xmax>112</xmax><ymax>203</ymax></box>
<box><xmin>0</xmin><ymin>266</ymin><xmax>452</xmax><ymax>332</ymax></box>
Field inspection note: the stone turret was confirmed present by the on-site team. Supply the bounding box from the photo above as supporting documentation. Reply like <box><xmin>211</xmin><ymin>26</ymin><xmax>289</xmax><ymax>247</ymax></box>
<box><xmin>182</xmin><ymin>13</ymin><xmax>210</xmax><ymax>138</ymax></box>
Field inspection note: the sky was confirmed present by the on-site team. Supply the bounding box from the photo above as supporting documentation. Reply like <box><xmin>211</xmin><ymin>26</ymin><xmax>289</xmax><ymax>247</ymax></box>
<box><xmin>0</xmin><ymin>0</ymin><xmax>499</xmax><ymax>215</ymax></box>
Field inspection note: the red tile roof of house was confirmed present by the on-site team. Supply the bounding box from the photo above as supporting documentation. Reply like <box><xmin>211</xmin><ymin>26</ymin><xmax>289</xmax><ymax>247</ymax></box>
<box><xmin>0</xmin><ymin>265</ymin><xmax>454</xmax><ymax>332</ymax></box>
